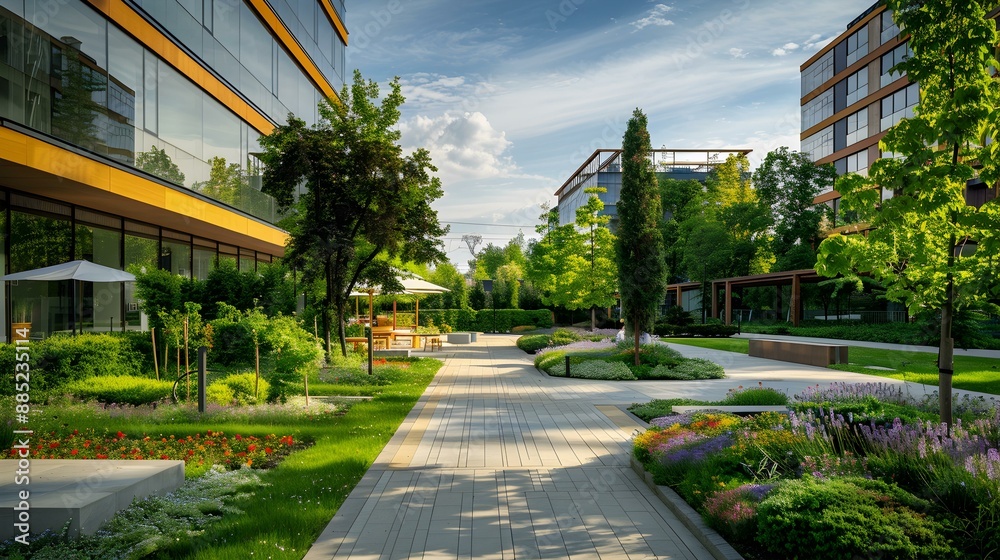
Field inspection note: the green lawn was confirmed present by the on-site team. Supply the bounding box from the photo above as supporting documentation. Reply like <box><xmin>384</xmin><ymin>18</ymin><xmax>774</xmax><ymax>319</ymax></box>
<box><xmin>17</xmin><ymin>358</ymin><xmax>441</xmax><ymax>559</ymax></box>
<box><xmin>665</xmin><ymin>338</ymin><xmax>1000</xmax><ymax>396</ymax></box>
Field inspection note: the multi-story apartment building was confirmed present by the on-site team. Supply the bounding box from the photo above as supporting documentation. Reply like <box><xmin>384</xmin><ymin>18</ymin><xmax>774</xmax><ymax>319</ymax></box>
<box><xmin>800</xmin><ymin>1</ymin><xmax>999</xmax><ymax>232</ymax></box>
<box><xmin>0</xmin><ymin>0</ymin><xmax>347</xmax><ymax>339</ymax></box>
<box><xmin>799</xmin><ymin>2</ymin><xmax>912</xmax><ymax>230</ymax></box>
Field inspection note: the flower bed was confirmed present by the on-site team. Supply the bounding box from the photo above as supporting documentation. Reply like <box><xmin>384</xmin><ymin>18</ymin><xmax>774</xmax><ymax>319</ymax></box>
<box><xmin>11</xmin><ymin>429</ymin><xmax>305</xmax><ymax>472</ymax></box>
<box><xmin>632</xmin><ymin>382</ymin><xmax>1000</xmax><ymax>559</ymax></box>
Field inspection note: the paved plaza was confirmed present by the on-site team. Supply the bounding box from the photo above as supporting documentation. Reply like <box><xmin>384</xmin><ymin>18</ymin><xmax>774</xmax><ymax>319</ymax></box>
<box><xmin>305</xmin><ymin>333</ymin><xmax>1000</xmax><ymax>560</ymax></box>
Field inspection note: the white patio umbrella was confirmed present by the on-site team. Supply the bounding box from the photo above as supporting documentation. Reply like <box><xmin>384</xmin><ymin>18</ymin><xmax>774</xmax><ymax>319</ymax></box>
<box><xmin>2</xmin><ymin>260</ymin><xmax>136</xmax><ymax>334</ymax></box>
<box><xmin>350</xmin><ymin>275</ymin><xmax>449</xmax><ymax>329</ymax></box>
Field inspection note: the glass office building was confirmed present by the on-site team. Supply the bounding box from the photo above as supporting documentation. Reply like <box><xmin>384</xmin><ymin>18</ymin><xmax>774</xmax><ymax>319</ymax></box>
<box><xmin>0</xmin><ymin>0</ymin><xmax>347</xmax><ymax>339</ymax></box>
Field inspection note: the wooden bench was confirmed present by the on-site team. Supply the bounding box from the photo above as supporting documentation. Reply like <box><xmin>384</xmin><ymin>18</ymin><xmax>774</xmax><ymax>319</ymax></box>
<box><xmin>423</xmin><ymin>335</ymin><xmax>442</xmax><ymax>351</ymax></box>
<box><xmin>345</xmin><ymin>336</ymin><xmax>389</xmax><ymax>350</ymax></box>
<box><xmin>748</xmin><ymin>338</ymin><xmax>848</xmax><ymax>367</ymax></box>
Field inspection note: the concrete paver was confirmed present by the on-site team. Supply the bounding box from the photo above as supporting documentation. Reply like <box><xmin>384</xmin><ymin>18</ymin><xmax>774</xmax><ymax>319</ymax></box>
<box><xmin>306</xmin><ymin>333</ymin><xmax>1000</xmax><ymax>559</ymax></box>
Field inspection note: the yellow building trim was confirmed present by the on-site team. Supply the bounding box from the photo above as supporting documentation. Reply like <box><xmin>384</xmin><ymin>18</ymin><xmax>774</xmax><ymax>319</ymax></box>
<box><xmin>0</xmin><ymin>128</ymin><xmax>28</xmax><ymax>166</ymax></box>
<box><xmin>85</xmin><ymin>0</ymin><xmax>275</xmax><ymax>135</ymax></box>
<box><xmin>247</xmin><ymin>0</ymin><xmax>340</xmax><ymax>102</ymax></box>
<box><xmin>319</xmin><ymin>0</ymin><xmax>350</xmax><ymax>45</ymax></box>
<box><xmin>0</xmin><ymin>127</ymin><xmax>287</xmax><ymax>254</ymax></box>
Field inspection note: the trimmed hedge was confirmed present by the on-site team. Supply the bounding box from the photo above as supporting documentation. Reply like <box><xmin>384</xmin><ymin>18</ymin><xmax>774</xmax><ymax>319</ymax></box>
<box><xmin>653</xmin><ymin>323</ymin><xmax>739</xmax><ymax>337</ymax></box>
<box><xmin>0</xmin><ymin>333</ymin><xmax>147</xmax><ymax>395</ymax></box>
<box><xmin>417</xmin><ymin>308</ymin><xmax>553</xmax><ymax>333</ymax></box>
<box><xmin>516</xmin><ymin>334</ymin><xmax>551</xmax><ymax>353</ymax></box>
<box><xmin>63</xmin><ymin>375</ymin><xmax>174</xmax><ymax>405</ymax></box>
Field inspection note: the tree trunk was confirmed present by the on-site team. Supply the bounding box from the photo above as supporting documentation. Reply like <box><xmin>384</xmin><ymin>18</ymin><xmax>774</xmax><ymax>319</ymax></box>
<box><xmin>633</xmin><ymin>318</ymin><xmax>641</xmax><ymax>366</ymax></box>
<box><xmin>939</xmin><ymin>228</ymin><xmax>957</xmax><ymax>428</ymax></box>
<box><xmin>336</xmin><ymin>304</ymin><xmax>348</xmax><ymax>357</ymax></box>
<box><xmin>591</xmin><ymin>307</ymin><xmax>596</xmax><ymax>331</ymax></box>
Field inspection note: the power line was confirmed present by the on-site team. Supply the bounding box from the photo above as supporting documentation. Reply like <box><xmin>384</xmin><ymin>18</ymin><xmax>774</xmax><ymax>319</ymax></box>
<box><xmin>441</xmin><ymin>221</ymin><xmax>534</xmax><ymax>228</ymax></box>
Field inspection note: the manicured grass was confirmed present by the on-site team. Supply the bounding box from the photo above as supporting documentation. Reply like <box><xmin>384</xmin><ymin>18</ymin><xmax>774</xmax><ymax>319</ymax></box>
<box><xmin>17</xmin><ymin>358</ymin><xmax>441</xmax><ymax>559</ymax></box>
<box><xmin>665</xmin><ymin>338</ymin><xmax>1000</xmax><ymax>396</ymax></box>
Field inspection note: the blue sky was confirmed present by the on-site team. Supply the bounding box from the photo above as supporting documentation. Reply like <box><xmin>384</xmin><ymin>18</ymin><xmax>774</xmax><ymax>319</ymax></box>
<box><xmin>345</xmin><ymin>0</ymin><xmax>876</xmax><ymax>270</ymax></box>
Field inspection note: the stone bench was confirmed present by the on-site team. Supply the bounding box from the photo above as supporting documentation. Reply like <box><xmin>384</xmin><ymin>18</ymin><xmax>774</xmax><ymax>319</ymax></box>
<box><xmin>446</xmin><ymin>332</ymin><xmax>472</xmax><ymax>344</ymax></box>
<box><xmin>748</xmin><ymin>338</ymin><xmax>848</xmax><ymax>367</ymax></box>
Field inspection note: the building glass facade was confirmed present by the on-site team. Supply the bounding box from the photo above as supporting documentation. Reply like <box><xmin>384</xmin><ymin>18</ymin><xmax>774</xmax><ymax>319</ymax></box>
<box><xmin>0</xmin><ymin>0</ymin><xmax>347</xmax><ymax>339</ymax></box>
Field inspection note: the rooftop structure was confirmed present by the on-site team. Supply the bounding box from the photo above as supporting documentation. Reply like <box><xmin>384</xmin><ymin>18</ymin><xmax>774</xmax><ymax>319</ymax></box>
<box><xmin>554</xmin><ymin>148</ymin><xmax>752</xmax><ymax>229</ymax></box>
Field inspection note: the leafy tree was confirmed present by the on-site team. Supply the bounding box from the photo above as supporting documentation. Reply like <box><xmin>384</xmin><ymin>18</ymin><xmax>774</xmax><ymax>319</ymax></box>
<box><xmin>615</xmin><ymin>109</ymin><xmax>666</xmax><ymax>364</ymax></box>
<box><xmin>817</xmin><ymin>0</ymin><xmax>1000</xmax><ymax>426</ymax></box>
<box><xmin>526</xmin><ymin>208</ymin><xmax>585</xmax><ymax>310</ymax></box>
<box><xmin>136</xmin><ymin>146</ymin><xmax>185</xmax><ymax>185</ymax></box>
<box><xmin>259</xmin><ymin>70</ymin><xmax>447</xmax><ymax>356</ymax></box>
<box><xmin>575</xmin><ymin>187</ymin><xmax>618</xmax><ymax>329</ymax></box>
<box><xmin>474</xmin><ymin>244</ymin><xmax>507</xmax><ymax>281</ymax></box>
<box><xmin>753</xmin><ymin>147</ymin><xmax>836</xmax><ymax>271</ymax></box>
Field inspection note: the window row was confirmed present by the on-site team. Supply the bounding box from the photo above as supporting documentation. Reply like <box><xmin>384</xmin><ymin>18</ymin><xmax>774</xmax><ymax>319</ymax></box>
<box><xmin>0</xmin><ymin>1</ymin><xmax>278</xmax><ymax>222</ymax></box>
<box><xmin>881</xmin><ymin>42</ymin><xmax>911</xmax><ymax>88</ymax></box>
<box><xmin>802</xmin><ymin>125</ymin><xmax>834</xmax><ymax>162</ymax></box>
<box><xmin>802</xmin><ymin>89</ymin><xmax>834</xmax><ymax>131</ymax></box>
<box><xmin>881</xmin><ymin>83</ymin><xmax>919</xmax><ymax>131</ymax></box>
<box><xmin>131</xmin><ymin>0</ymin><xmax>336</xmax><ymax>128</ymax></box>
<box><xmin>0</xmin><ymin>191</ymin><xmax>275</xmax><ymax>340</ymax></box>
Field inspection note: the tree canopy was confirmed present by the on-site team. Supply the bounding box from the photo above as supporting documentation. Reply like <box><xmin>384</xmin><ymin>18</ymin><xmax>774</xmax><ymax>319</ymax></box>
<box><xmin>817</xmin><ymin>0</ymin><xmax>1000</xmax><ymax>425</ymax></box>
<box><xmin>615</xmin><ymin>109</ymin><xmax>666</xmax><ymax>363</ymax></box>
<box><xmin>259</xmin><ymin>70</ymin><xmax>447</xmax><ymax>356</ymax></box>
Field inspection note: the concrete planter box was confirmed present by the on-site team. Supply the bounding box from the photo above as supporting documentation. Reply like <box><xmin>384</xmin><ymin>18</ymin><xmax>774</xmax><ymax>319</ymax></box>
<box><xmin>447</xmin><ymin>333</ymin><xmax>472</xmax><ymax>344</ymax></box>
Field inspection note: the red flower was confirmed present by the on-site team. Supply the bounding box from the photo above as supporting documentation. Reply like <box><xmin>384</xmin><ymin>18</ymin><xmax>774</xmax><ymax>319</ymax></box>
<box><xmin>248</xmin><ymin>444</ymin><xmax>257</xmax><ymax>452</ymax></box>
<box><xmin>187</xmin><ymin>449</ymin><xmax>195</xmax><ymax>456</ymax></box>
<box><xmin>160</xmin><ymin>454</ymin><xmax>169</xmax><ymax>460</ymax></box>
<box><xmin>235</xmin><ymin>434</ymin><xmax>242</xmax><ymax>441</ymax></box>
<box><xmin>116</xmin><ymin>431</ymin><xmax>126</xmax><ymax>439</ymax></box>
<box><xmin>70</xmin><ymin>449</ymin><xmax>78</xmax><ymax>456</ymax></box>
<box><xmin>96</xmin><ymin>454</ymin><xmax>108</xmax><ymax>459</ymax></box>
<box><xmin>83</xmin><ymin>441</ymin><xmax>91</xmax><ymax>448</ymax></box>
<box><xmin>280</xmin><ymin>435</ymin><xmax>294</xmax><ymax>446</ymax></box>
<box><xmin>49</xmin><ymin>442</ymin><xmax>59</xmax><ymax>449</ymax></box>
<box><xmin>264</xmin><ymin>447</ymin><xmax>273</xmax><ymax>454</ymax></box>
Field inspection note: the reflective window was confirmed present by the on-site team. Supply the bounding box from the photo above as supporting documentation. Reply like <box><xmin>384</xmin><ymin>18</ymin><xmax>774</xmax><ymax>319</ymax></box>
<box><xmin>802</xmin><ymin>51</ymin><xmax>833</xmax><ymax>96</ymax></box>
<box><xmin>846</xmin><ymin>25</ymin><xmax>868</xmax><ymax>66</ymax></box>
<box><xmin>76</xmin><ymin>223</ymin><xmax>123</xmax><ymax>331</ymax></box>
<box><xmin>162</xmin><ymin>238</ymin><xmax>192</xmax><ymax>278</ymax></box>
<box><xmin>881</xmin><ymin>42</ymin><xmax>912</xmax><ymax>87</ymax></box>
<box><xmin>881</xmin><ymin>83</ymin><xmax>919</xmax><ymax>131</ymax></box>
<box><xmin>802</xmin><ymin>89</ymin><xmax>834</xmax><ymax>131</ymax></box>
<box><xmin>802</xmin><ymin>125</ymin><xmax>834</xmax><ymax>161</ymax></box>
<box><xmin>846</xmin><ymin>109</ymin><xmax>868</xmax><ymax>145</ymax></box>
<box><xmin>846</xmin><ymin>68</ymin><xmax>868</xmax><ymax>107</ymax></box>
<box><xmin>881</xmin><ymin>10</ymin><xmax>899</xmax><ymax>44</ymax></box>
<box><xmin>845</xmin><ymin>150</ymin><xmax>869</xmax><ymax>176</ymax></box>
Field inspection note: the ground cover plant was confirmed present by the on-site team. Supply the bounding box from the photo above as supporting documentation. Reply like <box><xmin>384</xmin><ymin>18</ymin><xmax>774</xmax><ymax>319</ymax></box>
<box><xmin>667</xmin><ymin>337</ymin><xmax>1000</xmax><ymax>396</ymax></box>
<box><xmin>534</xmin><ymin>339</ymin><xmax>725</xmax><ymax>380</ymax></box>
<box><xmin>631</xmin><ymin>381</ymin><xmax>1000</xmax><ymax>559</ymax></box>
<box><xmin>1</xmin><ymin>357</ymin><xmax>442</xmax><ymax>559</ymax></box>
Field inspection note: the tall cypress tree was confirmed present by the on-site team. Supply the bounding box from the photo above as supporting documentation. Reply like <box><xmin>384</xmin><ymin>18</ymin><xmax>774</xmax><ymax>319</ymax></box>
<box><xmin>615</xmin><ymin>109</ymin><xmax>666</xmax><ymax>365</ymax></box>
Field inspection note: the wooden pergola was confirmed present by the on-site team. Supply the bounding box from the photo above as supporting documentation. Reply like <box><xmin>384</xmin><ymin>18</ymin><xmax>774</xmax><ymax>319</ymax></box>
<box><xmin>666</xmin><ymin>269</ymin><xmax>828</xmax><ymax>327</ymax></box>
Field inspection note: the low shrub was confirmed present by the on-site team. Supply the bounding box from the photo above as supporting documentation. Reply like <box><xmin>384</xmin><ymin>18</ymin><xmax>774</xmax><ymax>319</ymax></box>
<box><xmin>702</xmin><ymin>483</ymin><xmax>777</xmax><ymax>543</ymax></box>
<box><xmin>653</xmin><ymin>323</ymin><xmax>739</xmax><ymax>337</ymax></box>
<box><xmin>516</xmin><ymin>334</ymin><xmax>551</xmax><ymax>353</ymax></box>
<box><xmin>63</xmin><ymin>375</ymin><xmax>174</xmax><ymax>405</ymax></box>
<box><xmin>628</xmin><ymin>398</ymin><xmax>706</xmax><ymax>421</ymax></box>
<box><xmin>551</xmin><ymin>328</ymin><xmax>582</xmax><ymax>346</ymax></box>
<box><xmin>645</xmin><ymin>359</ymin><xmax>725</xmax><ymax>380</ymax></box>
<box><xmin>755</xmin><ymin>477</ymin><xmax>957</xmax><ymax>559</ymax></box>
<box><xmin>511</xmin><ymin>325</ymin><xmax>537</xmax><ymax>333</ymax></box>
<box><xmin>552</xmin><ymin>360</ymin><xmax>636</xmax><ymax>380</ymax></box>
<box><xmin>721</xmin><ymin>383</ymin><xmax>788</xmax><ymax>406</ymax></box>
<box><xmin>210</xmin><ymin>372</ymin><xmax>269</xmax><ymax>405</ymax></box>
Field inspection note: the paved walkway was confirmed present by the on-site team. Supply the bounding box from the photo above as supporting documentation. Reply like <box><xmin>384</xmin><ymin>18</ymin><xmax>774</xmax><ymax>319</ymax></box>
<box><xmin>305</xmin><ymin>334</ymin><xmax>1000</xmax><ymax>560</ymax></box>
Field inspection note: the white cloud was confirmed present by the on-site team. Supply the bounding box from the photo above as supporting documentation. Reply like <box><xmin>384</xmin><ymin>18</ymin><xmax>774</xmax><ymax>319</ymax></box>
<box><xmin>400</xmin><ymin>112</ymin><xmax>515</xmax><ymax>183</ymax></box>
<box><xmin>631</xmin><ymin>4</ymin><xmax>674</xmax><ymax>31</ymax></box>
<box><xmin>771</xmin><ymin>42</ymin><xmax>800</xmax><ymax>56</ymax></box>
<box><xmin>729</xmin><ymin>48</ymin><xmax>748</xmax><ymax>59</ymax></box>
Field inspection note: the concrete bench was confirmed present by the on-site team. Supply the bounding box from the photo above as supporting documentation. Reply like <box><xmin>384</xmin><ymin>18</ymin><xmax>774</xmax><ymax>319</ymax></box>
<box><xmin>748</xmin><ymin>338</ymin><xmax>848</xmax><ymax>367</ymax></box>
<box><xmin>446</xmin><ymin>332</ymin><xmax>471</xmax><ymax>344</ymax></box>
